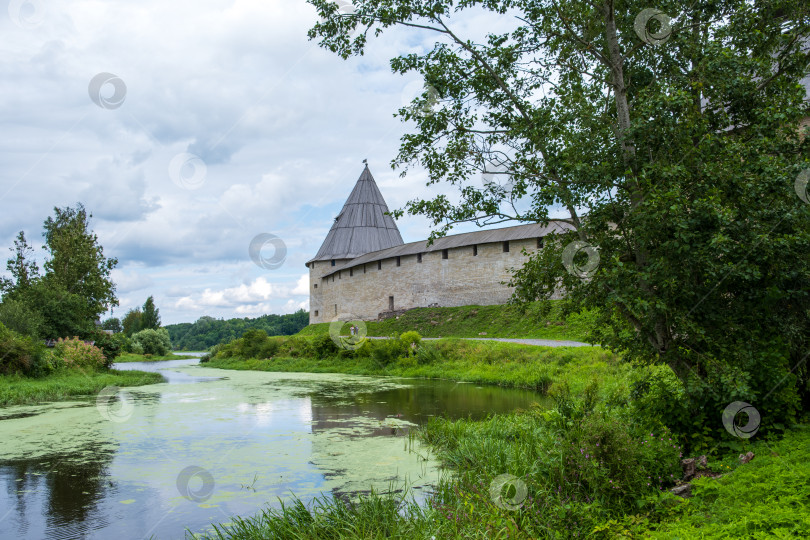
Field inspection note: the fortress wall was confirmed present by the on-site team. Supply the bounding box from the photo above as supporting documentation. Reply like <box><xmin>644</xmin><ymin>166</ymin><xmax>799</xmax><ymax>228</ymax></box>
<box><xmin>308</xmin><ymin>238</ymin><xmax>540</xmax><ymax>323</ymax></box>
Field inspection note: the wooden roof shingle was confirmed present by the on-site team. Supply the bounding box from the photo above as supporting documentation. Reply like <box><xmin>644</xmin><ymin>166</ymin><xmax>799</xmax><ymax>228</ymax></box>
<box><xmin>307</xmin><ymin>165</ymin><xmax>404</xmax><ymax>263</ymax></box>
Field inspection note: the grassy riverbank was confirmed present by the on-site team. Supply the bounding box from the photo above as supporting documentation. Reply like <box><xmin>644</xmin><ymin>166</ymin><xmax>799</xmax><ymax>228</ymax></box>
<box><xmin>114</xmin><ymin>352</ymin><xmax>190</xmax><ymax>363</ymax></box>
<box><xmin>193</xmin><ymin>388</ymin><xmax>809</xmax><ymax>539</ymax></box>
<box><xmin>296</xmin><ymin>302</ymin><xmax>596</xmax><ymax>342</ymax></box>
<box><xmin>205</xmin><ymin>338</ymin><xmax>625</xmax><ymax>392</ymax></box>
<box><xmin>197</xmin><ymin>329</ymin><xmax>808</xmax><ymax>538</ymax></box>
<box><xmin>0</xmin><ymin>369</ymin><xmax>165</xmax><ymax>407</ymax></box>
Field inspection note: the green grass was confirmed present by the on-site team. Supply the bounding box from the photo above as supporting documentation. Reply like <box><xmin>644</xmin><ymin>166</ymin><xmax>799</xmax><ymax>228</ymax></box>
<box><xmin>205</xmin><ymin>339</ymin><xmax>625</xmax><ymax>392</ymax></box>
<box><xmin>114</xmin><ymin>352</ymin><xmax>189</xmax><ymax>363</ymax></box>
<box><xmin>190</xmin><ymin>423</ymin><xmax>810</xmax><ymax>539</ymax></box>
<box><xmin>0</xmin><ymin>368</ymin><xmax>165</xmax><ymax>406</ymax></box>
<box><xmin>295</xmin><ymin>302</ymin><xmax>596</xmax><ymax>342</ymax></box>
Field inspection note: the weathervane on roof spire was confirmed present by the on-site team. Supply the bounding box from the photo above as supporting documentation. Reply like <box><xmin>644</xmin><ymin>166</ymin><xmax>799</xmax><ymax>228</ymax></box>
<box><xmin>362</xmin><ymin>159</ymin><xmax>368</xmax><ymax>165</ymax></box>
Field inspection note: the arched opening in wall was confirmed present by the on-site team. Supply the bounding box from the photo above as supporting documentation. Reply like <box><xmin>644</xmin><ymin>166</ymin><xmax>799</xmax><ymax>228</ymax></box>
<box><xmin>442</xmin><ymin>249</ymin><xmax>448</xmax><ymax>259</ymax></box>
<box><xmin>473</xmin><ymin>245</ymin><xmax>478</xmax><ymax>256</ymax></box>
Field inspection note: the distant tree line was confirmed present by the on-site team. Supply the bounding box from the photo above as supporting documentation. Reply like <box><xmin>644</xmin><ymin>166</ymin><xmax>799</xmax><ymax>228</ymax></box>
<box><xmin>165</xmin><ymin>309</ymin><xmax>309</xmax><ymax>351</ymax></box>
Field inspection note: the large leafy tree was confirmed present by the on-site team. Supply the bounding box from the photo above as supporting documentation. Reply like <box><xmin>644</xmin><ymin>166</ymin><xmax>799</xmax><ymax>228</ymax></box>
<box><xmin>1</xmin><ymin>204</ymin><xmax>118</xmax><ymax>338</ymax></box>
<box><xmin>310</xmin><ymin>1</ymin><xmax>810</xmax><ymax>423</ymax></box>
<box><xmin>42</xmin><ymin>203</ymin><xmax>118</xmax><ymax>319</ymax></box>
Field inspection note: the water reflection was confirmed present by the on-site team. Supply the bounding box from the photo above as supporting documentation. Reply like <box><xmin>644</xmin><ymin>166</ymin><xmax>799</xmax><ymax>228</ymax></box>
<box><xmin>0</xmin><ymin>358</ymin><xmax>546</xmax><ymax>539</ymax></box>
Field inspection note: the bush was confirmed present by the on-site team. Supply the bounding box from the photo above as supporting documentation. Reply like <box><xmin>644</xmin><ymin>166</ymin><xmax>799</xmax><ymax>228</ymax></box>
<box><xmin>53</xmin><ymin>337</ymin><xmax>107</xmax><ymax>370</ymax></box>
<box><xmin>131</xmin><ymin>328</ymin><xmax>172</xmax><ymax>356</ymax></box>
<box><xmin>130</xmin><ymin>342</ymin><xmax>144</xmax><ymax>355</ymax></box>
<box><xmin>399</xmin><ymin>331</ymin><xmax>421</xmax><ymax>355</ymax></box>
<box><xmin>0</xmin><ymin>299</ymin><xmax>44</xmax><ymax>338</ymax></box>
<box><xmin>0</xmin><ymin>322</ymin><xmax>48</xmax><ymax>376</ymax></box>
<box><xmin>370</xmin><ymin>336</ymin><xmax>408</xmax><ymax>366</ymax></box>
<box><xmin>90</xmin><ymin>331</ymin><xmax>126</xmax><ymax>367</ymax></box>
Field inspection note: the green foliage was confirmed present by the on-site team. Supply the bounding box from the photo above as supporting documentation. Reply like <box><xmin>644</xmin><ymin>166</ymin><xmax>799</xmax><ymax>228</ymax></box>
<box><xmin>165</xmin><ymin>309</ymin><xmax>309</xmax><ymax>350</ymax></box>
<box><xmin>0</xmin><ymin>231</ymin><xmax>39</xmax><ymax>296</ymax></box>
<box><xmin>309</xmin><ymin>0</ymin><xmax>810</xmax><ymax>434</ymax></box>
<box><xmin>399</xmin><ymin>331</ymin><xmax>422</xmax><ymax>356</ymax></box>
<box><xmin>122</xmin><ymin>308</ymin><xmax>143</xmax><ymax>337</ymax></box>
<box><xmin>131</xmin><ymin>328</ymin><xmax>172</xmax><ymax>356</ymax></box>
<box><xmin>42</xmin><ymin>203</ymin><xmax>118</xmax><ymax>319</ymax></box>
<box><xmin>141</xmin><ymin>295</ymin><xmax>161</xmax><ymax>330</ymax></box>
<box><xmin>53</xmin><ymin>337</ymin><xmax>107</xmax><ymax>370</ymax></box>
<box><xmin>0</xmin><ymin>322</ymin><xmax>47</xmax><ymax>376</ymax></box>
<box><xmin>0</xmin><ymin>298</ymin><xmax>44</xmax><ymax>338</ymax></box>
<box><xmin>90</xmin><ymin>331</ymin><xmax>127</xmax><ymax>366</ymax></box>
<box><xmin>101</xmin><ymin>316</ymin><xmax>122</xmax><ymax>333</ymax></box>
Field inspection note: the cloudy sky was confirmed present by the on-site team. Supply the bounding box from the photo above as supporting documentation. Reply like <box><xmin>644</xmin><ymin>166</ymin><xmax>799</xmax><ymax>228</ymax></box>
<box><xmin>0</xmin><ymin>0</ymin><xmax>512</xmax><ymax>324</ymax></box>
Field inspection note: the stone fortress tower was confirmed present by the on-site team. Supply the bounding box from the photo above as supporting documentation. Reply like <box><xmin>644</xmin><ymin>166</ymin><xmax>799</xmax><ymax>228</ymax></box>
<box><xmin>306</xmin><ymin>164</ymin><xmax>572</xmax><ymax>324</ymax></box>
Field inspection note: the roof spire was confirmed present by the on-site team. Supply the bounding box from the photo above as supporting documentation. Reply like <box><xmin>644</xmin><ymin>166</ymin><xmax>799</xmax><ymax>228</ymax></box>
<box><xmin>308</xmin><ymin>165</ymin><xmax>404</xmax><ymax>264</ymax></box>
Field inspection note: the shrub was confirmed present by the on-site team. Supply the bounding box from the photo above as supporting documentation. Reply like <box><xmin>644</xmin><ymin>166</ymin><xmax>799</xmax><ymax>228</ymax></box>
<box><xmin>130</xmin><ymin>342</ymin><xmax>144</xmax><ymax>355</ymax></box>
<box><xmin>370</xmin><ymin>336</ymin><xmax>407</xmax><ymax>366</ymax></box>
<box><xmin>0</xmin><ymin>299</ymin><xmax>44</xmax><ymax>338</ymax></box>
<box><xmin>131</xmin><ymin>328</ymin><xmax>172</xmax><ymax>356</ymax></box>
<box><xmin>0</xmin><ymin>322</ymin><xmax>48</xmax><ymax>376</ymax></box>
<box><xmin>399</xmin><ymin>331</ymin><xmax>421</xmax><ymax>356</ymax></box>
<box><xmin>90</xmin><ymin>331</ymin><xmax>126</xmax><ymax>367</ymax></box>
<box><xmin>53</xmin><ymin>337</ymin><xmax>107</xmax><ymax>370</ymax></box>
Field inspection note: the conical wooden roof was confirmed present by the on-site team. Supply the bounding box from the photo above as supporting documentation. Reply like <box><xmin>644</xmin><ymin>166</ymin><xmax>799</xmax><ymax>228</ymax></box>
<box><xmin>308</xmin><ymin>165</ymin><xmax>404</xmax><ymax>263</ymax></box>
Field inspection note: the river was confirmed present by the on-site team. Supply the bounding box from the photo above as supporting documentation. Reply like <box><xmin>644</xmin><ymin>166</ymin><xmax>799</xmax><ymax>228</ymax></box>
<box><xmin>0</xmin><ymin>356</ymin><xmax>548</xmax><ymax>539</ymax></box>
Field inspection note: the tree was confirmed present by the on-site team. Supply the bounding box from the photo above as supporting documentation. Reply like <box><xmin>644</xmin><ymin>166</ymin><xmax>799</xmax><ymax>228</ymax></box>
<box><xmin>101</xmin><ymin>317</ymin><xmax>123</xmax><ymax>333</ymax></box>
<box><xmin>122</xmin><ymin>308</ymin><xmax>143</xmax><ymax>337</ymax></box>
<box><xmin>141</xmin><ymin>296</ymin><xmax>161</xmax><ymax>330</ymax></box>
<box><xmin>42</xmin><ymin>203</ymin><xmax>118</xmax><ymax>321</ymax></box>
<box><xmin>0</xmin><ymin>231</ymin><xmax>39</xmax><ymax>297</ymax></box>
<box><xmin>131</xmin><ymin>328</ymin><xmax>173</xmax><ymax>356</ymax></box>
<box><xmin>310</xmin><ymin>1</ymin><xmax>810</xmax><ymax>426</ymax></box>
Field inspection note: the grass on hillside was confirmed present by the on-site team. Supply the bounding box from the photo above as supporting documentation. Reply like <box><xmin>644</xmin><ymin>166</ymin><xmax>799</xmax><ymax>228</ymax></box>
<box><xmin>296</xmin><ymin>302</ymin><xmax>596</xmax><ymax>342</ymax></box>
<box><xmin>114</xmin><ymin>352</ymin><xmax>189</xmax><ymax>363</ymax></box>
<box><xmin>206</xmin><ymin>339</ymin><xmax>625</xmax><ymax>393</ymax></box>
<box><xmin>0</xmin><ymin>369</ymin><xmax>165</xmax><ymax>407</ymax></box>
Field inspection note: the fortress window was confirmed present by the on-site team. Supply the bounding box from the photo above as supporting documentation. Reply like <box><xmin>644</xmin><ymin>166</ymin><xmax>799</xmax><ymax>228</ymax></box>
<box><xmin>339</xmin><ymin>271</ymin><xmax>341</xmax><ymax>279</ymax></box>
<box><xmin>377</xmin><ymin>260</ymin><xmax>382</xmax><ymax>270</ymax></box>
<box><xmin>473</xmin><ymin>245</ymin><xmax>478</xmax><ymax>256</ymax></box>
<box><xmin>331</xmin><ymin>259</ymin><xmax>335</xmax><ymax>266</ymax></box>
<box><xmin>537</xmin><ymin>237</ymin><xmax>544</xmax><ymax>249</ymax></box>
<box><xmin>442</xmin><ymin>249</ymin><xmax>448</xmax><ymax>259</ymax></box>
<box><xmin>396</xmin><ymin>256</ymin><xmax>401</xmax><ymax>267</ymax></box>
<box><xmin>363</xmin><ymin>264</ymin><xmax>366</xmax><ymax>273</ymax></box>
<box><xmin>314</xmin><ymin>310</ymin><xmax>319</xmax><ymax>317</ymax></box>
<box><xmin>350</xmin><ymin>268</ymin><xmax>353</xmax><ymax>277</ymax></box>
<box><xmin>314</xmin><ymin>283</ymin><xmax>318</xmax><ymax>289</ymax></box>
<box><xmin>389</xmin><ymin>296</ymin><xmax>394</xmax><ymax>311</ymax></box>
<box><xmin>503</xmin><ymin>241</ymin><xmax>510</xmax><ymax>253</ymax></box>
<box><xmin>334</xmin><ymin>304</ymin><xmax>337</xmax><ymax>315</ymax></box>
<box><xmin>417</xmin><ymin>253</ymin><xmax>422</xmax><ymax>263</ymax></box>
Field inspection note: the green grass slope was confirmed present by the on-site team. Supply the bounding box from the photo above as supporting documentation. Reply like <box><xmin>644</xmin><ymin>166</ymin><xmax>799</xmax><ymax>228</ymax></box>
<box><xmin>296</xmin><ymin>302</ymin><xmax>596</xmax><ymax>342</ymax></box>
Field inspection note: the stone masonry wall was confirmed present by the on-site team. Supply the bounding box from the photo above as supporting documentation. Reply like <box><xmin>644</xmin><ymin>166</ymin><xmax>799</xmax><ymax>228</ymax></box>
<box><xmin>308</xmin><ymin>238</ymin><xmax>540</xmax><ymax>323</ymax></box>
